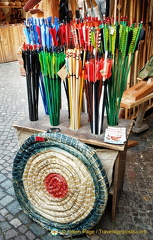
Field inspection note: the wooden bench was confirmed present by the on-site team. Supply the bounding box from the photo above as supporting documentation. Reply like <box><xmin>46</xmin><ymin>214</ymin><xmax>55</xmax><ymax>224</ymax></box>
<box><xmin>121</xmin><ymin>92</ymin><xmax>153</xmax><ymax>133</ymax></box>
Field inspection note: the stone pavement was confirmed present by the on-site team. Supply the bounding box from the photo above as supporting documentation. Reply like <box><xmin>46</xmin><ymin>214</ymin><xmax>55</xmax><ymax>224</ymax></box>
<box><xmin>0</xmin><ymin>61</ymin><xmax>153</xmax><ymax>240</ymax></box>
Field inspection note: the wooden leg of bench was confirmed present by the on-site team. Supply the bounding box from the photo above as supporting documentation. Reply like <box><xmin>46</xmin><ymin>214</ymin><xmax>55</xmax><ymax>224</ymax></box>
<box><xmin>132</xmin><ymin>102</ymin><xmax>149</xmax><ymax>133</ymax></box>
<box><xmin>111</xmin><ymin>146</ymin><xmax>127</xmax><ymax>222</ymax></box>
<box><xmin>125</xmin><ymin>108</ymin><xmax>129</xmax><ymax>119</ymax></box>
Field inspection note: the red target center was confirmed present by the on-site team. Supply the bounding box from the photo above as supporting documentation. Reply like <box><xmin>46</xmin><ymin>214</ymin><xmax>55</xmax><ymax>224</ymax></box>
<box><xmin>44</xmin><ymin>173</ymin><xmax>68</xmax><ymax>198</ymax></box>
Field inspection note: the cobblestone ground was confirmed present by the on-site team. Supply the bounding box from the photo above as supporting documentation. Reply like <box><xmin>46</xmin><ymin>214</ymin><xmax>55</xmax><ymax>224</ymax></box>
<box><xmin>0</xmin><ymin>61</ymin><xmax>153</xmax><ymax>240</ymax></box>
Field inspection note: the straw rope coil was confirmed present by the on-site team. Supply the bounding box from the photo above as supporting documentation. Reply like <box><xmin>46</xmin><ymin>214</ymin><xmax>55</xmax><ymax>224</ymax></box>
<box><xmin>13</xmin><ymin>132</ymin><xmax>109</xmax><ymax>235</ymax></box>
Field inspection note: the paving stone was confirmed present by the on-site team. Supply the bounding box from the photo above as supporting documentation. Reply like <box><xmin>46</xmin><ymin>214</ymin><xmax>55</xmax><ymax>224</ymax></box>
<box><xmin>18</xmin><ymin>225</ymin><xmax>28</xmax><ymax>233</ymax></box>
<box><xmin>10</xmin><ymin>218</ymin><xmax>22</xmax><ymax>228</ymax></box>
<box><xmin>1</xmin><ymin>208</ymin><xmax>8</xmax><ymax>216</ymax></box>
<box><xmin>6</xmin><ymin>201</ymin><xmax>21</xmax><ymax>215</ymax></box>
<box><xmin>3</xmin><ymin>160</ymin><xmax>9</xmax><ymax>167</ymax></box>
<box><xmin>5</xmin><ymin>167</ymin><xmax>12</xmax><ymax>172</ymax></box>
<box><xmin>5</xmin><ymin>229</ymin><xmax>18</xmax><ymax>239</ymax></box>
<box><xmin>0</xmin><ymin>195</ymin><xmax>14</xmax><ymax>207</ymax></box>
<box><xmin>7</xmin><ymin>173</ymin><xmax>13</xmax><ymax>179</ymax></box>
<box><xmin>147</xmin><ymin>211</ymin><xmax>153</xmax><ymax>218</ymax></box>
<box><xmin>1</xmin><ymin>179</ymin><xmax>12</xmax><ymax>190</ymax></box>
<box><xmin>72</xmin><ymin>236</ymin><xmax>89</xmax><ymax>240</ymax></box>
<box><xmin>18</xmin><ymin>212</ymin><xmax>32</xmax><ymax>225</ymax></box>
<box><xmin>29</xmin><ymin>223</ymin><xmax>47</xmax><ymax>236</ymax></box>
<box><xmin>0</xmin><ymin>215</ymin><xmax>5</xmax><ymax>222</ymax></box>
<box><xmin>25</xmin><ymin>230</ymin><xmax>35</xmax><ymax>240</ymax></box>
<box><xmin>1</xmin><ymin>221</ymin><xmax>12</xmax><ymax>233</ymax></box>
<box><xmin>42</xmin><ymin>234</ymin><xmax>64</xmax><ymax>240</ymax></box>
<box><xmin>87</xmin><ymin>234</ymin><xmax>100</xmax><ymax>240</ymax></box>
<box><xmin>0</xmin><ymin>174</ymin><xmax>6</xmax><ymax>183</ymax></box>
<box><xmin>3</xmin><ymin>163</ymin><xmax>10</xmax><ymax>168</ymax></box>
<box><xmin>1</xmin><ymin>170</ymin><xmax>8</xmax><ymax>174</ymax></box>
<box><xmin>5</xmin><ymin>213</ymin><xmax>14</xmax><ymax>221</ymax></box>
<box><xmin>0</xmin><ymin>190</ymin><xmax>6</xmax><ymax>199</ymax></box>
<box><xmin>0</xmin><ymin>166</ymin><xmax>4</xmax><ymax>171</ymax></box>
<box><xmin>15</xmin><ymin>236</ymin><xmax>27</xmax><ymax>240</ymax></box>
<box><xmin>7</xmin><ymin>187</ymin><xmax>15</xmax><ymax>196</ymax></box>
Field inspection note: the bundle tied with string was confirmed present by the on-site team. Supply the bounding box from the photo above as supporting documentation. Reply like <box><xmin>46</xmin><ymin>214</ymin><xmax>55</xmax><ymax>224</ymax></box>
<box><xmin>12</xmin><ymin>132</ymin><xmax>109</xmax><ymax>236</ymax></box>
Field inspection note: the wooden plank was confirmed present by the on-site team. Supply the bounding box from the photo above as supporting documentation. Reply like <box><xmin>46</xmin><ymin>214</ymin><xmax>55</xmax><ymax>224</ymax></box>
<box><xmin>123</xmin><ymin>80</ymin><xmax>153</xmax><ymax>101</ymax></box>
<box><xmin>121</xmin><ymin>92</ymin><xmax>153</xmax><ymax>109</ymax></box>
<box><xmin>0</xmin><ymin>24</ymin><xmax>25</xmax><ymax>63</ymax></box>
<box><xmin>13</xmin><ymin>109</ymin><xmax>134</xmax><ymax>152</ymax></box>
<box><xmin>0</xmin><ymin>30</ymin><xmax>4</xmax><ymax>62</ymax></box>
<box><xmin>0</xmin><ymin>26</ymin><xmax>10</xmax><ymax>62</ymax></box>
<box><xmin>127</xmin><ymin>140</ymin><xmax>139</xmax><ymax>148</ymax></box>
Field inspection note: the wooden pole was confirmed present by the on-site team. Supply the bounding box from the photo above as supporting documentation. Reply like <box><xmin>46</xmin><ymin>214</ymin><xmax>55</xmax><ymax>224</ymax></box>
<box><xmin>117</xmin><ymin>0</ymin><xmax>121</xmax><ymax>24</ymax></box>
<box><xmin>114</xmin><ymin>0</ymin><xmax>117</xmax><ymax>25</ymax></box>
<box><xmin>142</xmin><ymin>0</ymin><xmax>149</xmax><ymax>67</ymax></box>
<box><xmin>123</xmin><ymin>0</ymin><xmax>127</xmax><ymax>16</ymax></box>
<box><xmin>129</xmin><ymin>0</ymin><xmax>133</xmax><ymax>23</ymax></box>
<box><xmin>136</xmin><ymin>0</ymin><xmax>140</xmax><ymax>25</ymax></box>
<box><xmin>126</xmin><ymin>0</ymin><xmax>133</xmax><ymax>89</ymax></box>
<box><xmin>133</xmin><ymin>0</ymin><xmax>137</xmax><ymax>23</ymax></box>
<box><xmin>134</xmin><ymin>50</ymin><xmax>139</xmax><ymax>85</ymax></box>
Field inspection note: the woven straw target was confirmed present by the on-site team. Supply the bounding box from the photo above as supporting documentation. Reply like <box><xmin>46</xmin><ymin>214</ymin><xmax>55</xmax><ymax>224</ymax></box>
<box><xmin>13</xmin><ymin>132</ymin><xmax>109</xmax><ymax>235</ymax></box>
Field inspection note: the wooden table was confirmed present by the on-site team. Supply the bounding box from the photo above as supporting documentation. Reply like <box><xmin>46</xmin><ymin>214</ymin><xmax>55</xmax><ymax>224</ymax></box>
<box><xmin>13</xmin><ymin>110</ymin><xmax>133</xmax><ymax>222</ymax></box>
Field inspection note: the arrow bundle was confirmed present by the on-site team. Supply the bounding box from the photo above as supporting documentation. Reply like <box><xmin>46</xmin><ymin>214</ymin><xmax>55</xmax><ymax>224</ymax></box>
<box><xmin>23</xmin><ymin>15</ymin><xmax>144</xmax><ymax>132</ymax></box>
<box><xmin>84</xmin><ymin>50</ymin><xmax>112</xmax><ymax>134</ymax></box>
<box><xmin>23</xmin><ymin>16</ymin><xmax>102</xmax><ymax>50</ymax></box>
<box><xmin>22</xmin><ymin>43</ymin><xmax>40</xmax><ymax>121</ymax></box>
<box><xmin>65</xmin><ymin>49</ymin><xmax>83</xmax><ymax>130</ymax></box>
<box><xmin>24</xmin><ymin>17</ymin><xmax>59</xmax><ymax>49</ymax></box>
<box><xmin>102</xmin><ymin>18</ymin><xmax>144</xmax><ymax>125</ymax></box>
<box><xmin>39</xmin><ymin>49</ymin><xmax>65</xmax><ymax>126</ymax></box>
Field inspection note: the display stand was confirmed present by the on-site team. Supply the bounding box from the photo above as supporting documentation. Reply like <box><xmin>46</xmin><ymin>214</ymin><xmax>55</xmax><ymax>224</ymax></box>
<box><xmin>13</xmin><ymin>110</ymin><xmax>133</xmax><ymax>222</ymax></box>
<box><xmin>13</xmin><ymin>0</ymin><xmax>135</xmax><ymax>223</ymax></box>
